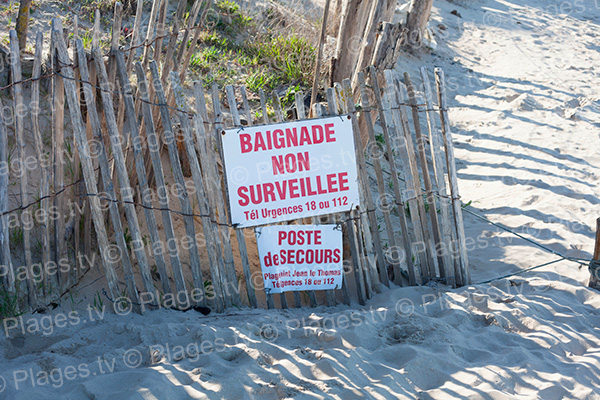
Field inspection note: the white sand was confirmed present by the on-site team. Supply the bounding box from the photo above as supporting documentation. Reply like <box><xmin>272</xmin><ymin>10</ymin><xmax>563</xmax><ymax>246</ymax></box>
<box><xmin>1</xmin><ymin>0</ymin><xmax>600</xmax><ymax>398</ymax></box>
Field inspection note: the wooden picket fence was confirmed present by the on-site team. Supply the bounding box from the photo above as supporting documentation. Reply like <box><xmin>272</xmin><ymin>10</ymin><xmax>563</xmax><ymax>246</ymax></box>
<box><xmin>0</xmin><ymin>8</ymin><xmax>470</xmax><ymax>314</ymax></box>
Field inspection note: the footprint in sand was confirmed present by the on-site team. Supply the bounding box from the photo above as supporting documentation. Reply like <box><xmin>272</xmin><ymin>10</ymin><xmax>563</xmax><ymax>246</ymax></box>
<box><xmin>381</xmin><ymin>323</ymin><xmax>425</xmax><ymax>345</ymax></box>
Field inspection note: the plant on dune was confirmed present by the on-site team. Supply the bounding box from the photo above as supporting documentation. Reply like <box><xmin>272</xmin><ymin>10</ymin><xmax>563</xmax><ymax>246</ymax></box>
<box><xmin>0</xmin><ymin>288</ymin><xmax>23</xmax><ymax>319</ymax></box>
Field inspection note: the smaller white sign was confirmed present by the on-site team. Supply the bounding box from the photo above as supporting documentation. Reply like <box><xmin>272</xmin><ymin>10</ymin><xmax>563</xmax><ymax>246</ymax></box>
<box><xmin>256</xmin><ymin>225</ymin><xmax>343</xmax><ymax>293</ymax></box>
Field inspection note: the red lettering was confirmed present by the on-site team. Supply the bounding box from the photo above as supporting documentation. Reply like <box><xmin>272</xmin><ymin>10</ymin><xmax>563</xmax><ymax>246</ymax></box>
<box><xmin>333</xmin><ymin>248</ymin><xmax>341</xmax><ymax>263</ymax></box>
<box><xmin>299</xmin><ymin>126</ymin><xmax>311</xmax><ymax>145</ymax></box>
<box><xmin>314</xmin><ymin>231</ymin><xmax>322</xmax><ymax>245</ymax></box>
<box><xmin>311</xmin><ymin>124</ymin><xmax>324</xmax><ymax>143</ymax></box>
<box><xmin>297</xmin><ymin>152</ymin><xmax>310</xmax><ymax>171</ymax></box>
<box><xmin>326</xmin><ymin>173</ymin><xmax>337</xmax><ymax>192</ymax></box>
<box><xmin>339</xmin><ymin>172</ymin><xmax>349</xmax><ymax>191</ymax></box>
<box><xmin>237</xmin><ymin>187</ymin><xmax>249</xmax><ymax>206</ymax></box>
<box><xmin>324</xmin><ymin>249</ymin><xmax>332</xmax><ymax>264</ymax></box>
<box><xmin>284</xmin><ymin>128</ymin><xmax>297</xmax><ymax>147</ymax></box>
<box><xmin>316</xmin><ymin>175</ymin><xmax>327</xmax><ymax>194</ymax></box>
<box><xmin>305</xmin><ymin>178</ymin><xmax>317</xmax><ymax>196</ymax></box>
<box><xmin>255</xmin><ymin>131</ymin><xmax>266</xmax><ymax>151</ymax></box>
<box><xmin>278</xmin><ymin>231</ymin><xmax>286</xmax><ymax>245</ymax></box>
<box><xmin>273</xmin><ymin>129</ymin><xmax>285</xmax><ymax>149</ymax></box>
<box><xmin>275</xmin><ymin>180</ymin><xmax>288</xmax><ymax>199</ymax></box>
<box><xmin>272</xmin><ymin>155</ymin><xmax>285</xmax><ymax>175</ymax></box>
<box><xmin>289</xmin><ymin>179</ymin><xmax>300</xmax><ymax>198</ymax></box>
<box><xmin>263</xmin><ymin>183</ymin><xmax>275</xmax><ymax>202</ymax></box>
<box><xmin>249</xmin><ymin>185</ymin><xmax>262</xmax><ymax>204</ymax></box>
<box><xmin>284</xmin><ymin>153</ymin><xmax>297</xmax><ymax>173</ymax></box>
<box><xmin>240</xmin><ymin>134</ymin><xmax>252</xmax><ymax>153</ymax></box>
<box><xmin>325</xmin><ymin>123</ymin><xmax>336</xmax><ymax>143</ymax></box>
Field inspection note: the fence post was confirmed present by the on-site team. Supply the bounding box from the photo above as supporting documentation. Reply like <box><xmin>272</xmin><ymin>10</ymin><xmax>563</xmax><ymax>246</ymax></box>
<box><xmin>342</xmin><ymin>78</ymin><xmax>381</xmax><ymax>297</ymax></box>
<box><xmin>51</xmin><ymin>23</ymin><xmax>124</xmax><ymax>309</ymax></box>
<box><xmin>149</xmin><ymin>60</ymin><xmax>208</xmax><ymax>307</ymax></box>
<box><xmin>134</xmin><ymin>62</ymin><xmax>189</xmax><ymax>300</ymax></box>
<box><xmin>357</xmin><ymin>72</ymin><xmax>395</xmax><ymax>287</ymax></box>
<box><xmin>368</xmin><ymin>68</ymin><xmax>416</xmax><ymax>286</ymax></box>
<box><xmin>589</xmin><ymin>218</ymin><xmax>600</xmax><ymax>291</ymax></box>
<box><xmin>403</xmin><ymin>72</ymin><xmax>445</xmax><ymax>279</ymax></box>
<box><xmin>93</xmin><ymin>47</ymin><xmax>158</xmax><ymax>304</ymax></box>
<box><xmin>50</xmin><ymin>20</ymin><xmax>68</xmax><ymax>291</ymax></box>
<box><xmin>420</xmin><ymin>67</ymin><xmax>456</xmax><ymax>286</ymax></box>
<box><xmin>434</xmin><ymin>68</ymin><xmax>470</xmax><ymax>285</ymax></box>
<box><xmin>326</xmin><ymin>87</ymin><xmax>350</xmax><ymax>305</ymax></box>
<box><xmin>75</xmin><ymin>40</ymin><xmax>142</xmax><ymax>313</ymax></box>
<box><xmin>115</xmin><ymin>51</ymin><xmax>174</xmax><ymax>299</ymax></box>
<box><xmin>31</xmin><ymin>31</ymin><xmax>54</xmax><ymax>298</ymax></box>
<box><xmin>0</xmin><ymin>97</ymin><xmax>14</xmax><ymax>295</ymax></box>
<box><xmin>9</xmin><ymin>30</ymin><xmax>37</xmax><ymax>308</ymax></box>
<box><xmin>258</xmin><ymin>89</ymin><xmax>276</xmax><ymax>309</ymax></box>
<box><xmin>171</xmin><ymin>73</ymin><xmax>229</xmax><ymax>312</ymax></box>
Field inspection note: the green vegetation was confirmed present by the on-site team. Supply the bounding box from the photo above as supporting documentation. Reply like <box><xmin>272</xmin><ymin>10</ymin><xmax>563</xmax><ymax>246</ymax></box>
<box><xmin>190</xmin><ymin>0</ymin><xmax>316</xmax><ymax>95</ymax></box>
<box><xmin>0</xmin><ymin>288</ymin><xmax>23</xmax><ymax>319</ymax></box>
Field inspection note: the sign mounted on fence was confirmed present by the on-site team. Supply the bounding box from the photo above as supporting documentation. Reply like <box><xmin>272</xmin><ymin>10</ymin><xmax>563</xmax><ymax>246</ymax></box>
<box><xmin>256</xmin><ymin>225</ymin><xmax>343</xmax><ymax>293</ymax></box>
<box><xmin>221</xmin><ymin>116</ymin><xmax>360</xmax><ymax>227</ymax></box>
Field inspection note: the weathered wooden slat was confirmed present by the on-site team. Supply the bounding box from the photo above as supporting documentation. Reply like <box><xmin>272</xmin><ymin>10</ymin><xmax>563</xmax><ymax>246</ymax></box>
<box><xmin>419</xmin><ymin>67</ymin><xmax>456</xmax><ymax>284</ymax></box>
<box><xmin>259</xmin><ymin>89</ymin><xmax>270</xmax><ymax>125</ymax></box>
<box><xmin>31</xmin><ymin>31</ymin><xmax>53</xmax><ymax>297</ymax></box>
<box><xmin>369</xmin><ymin>68</ymin><xmax>420</xmax><ymax>285</ymax></box>
<box><xmin>434</xmin><ymin>68</ymin><xmax>470</xmax><ymax>285</ymax></box>
<box><xmin>395</xmin><ymin>76</ymin><xmax>443</xmax><ymax>283</ymax></box>
<box><xmin>236</xmin><ymin>86</ymin><xmax>261</xmax><ymax>308</ymax></box>
<box><xmin>149</xmin><ymin>60</ymin><xmax>208</xmax><ymax>306</ymax></box>
<box><xmin>294</xmin><ymin>90</ymin><xmax>319</xmax><ymax>308</ymax></box>
<box><xmin>257</xmin><ymin>89</ymin><xmax>275</xmax><ymax>309</ymax></box>
<box><xmin>50</xmin><ymin>21</ymin><xmax>68</xmax><ymax>291</ymax></box>
<box><xmin>271</xmin><ymin>91</ymin><xmax>285</xmax><ymax>123</ymax></box>
<box><xmin>108</xmin><ymin>1</ymin><xmax>123</xmax><ymax>86</ymax></box>
<box><xmin>357</xmin><ymin>72</ymin><xmax>395</xmax><ymax>287</ymax></box>
<box><xmin>135</xmin><ymin>62</ymin><xmax>189</xmax><ymax>298</ymax></box>
<box><xmin>51</xmin><ymin>23</ymin><xmax>123</xmax><ymax>307</ymax></box>
<box><xmin>76</xmin><ymin>40</ymin><xmax>142</xmax><ymax>312</ymax></box>
<box><xmin>171</xmin><ymin>73</ymin><xmax>226</xmax><ymax>312</ymax></box>
<box><xmin>83</xmin><ymin>52</ymin><xmax>95</xmax><ymax>265</ymax></box>
<box><xmin>142</xmin><ymin>0</ymin><xmax>163</xmax><ymax>70</ymax></box>
<box><xmin>159</xmin><ymin>19</ymin><xmax>180</xmax><ymax>86</ymax></box>
<box><xmin>269</xmin><ymin>91</ymin><xmax>293</xmax><ymax>309</ymax></box>
<box><xmin>368</xmin><ymin>68</ymin><xmax>416</xmax><ymax>285</ymax></box>
<box><xmin>115</xmin><ymin>51</ymin><xmax>173</xmax><ymax>297</ymax></box>
<box><xmin>71</xmin><ymin>25</ymin><xmax>83</xmax><ymax>285</ymax></box>
<box><xmin>314</xmin><ymin>100</ymin><xmax>337</xmax><ymax>307</ymax></box>
<box><xmin>222</xmin><ymin>85</ymin><xmax>257</xmax><ymax>308</ymax></box>
<box><xmin>326</xmin><ymin>87</ymin><xmax>349</xmax><ymax>305</ymax></box>
<box><xmin>192</xmin><ymin>85</ymin><xmax>239</xmax><ymax>309</ymax></box>
<box><xmin>333</xmin><ymin>84</ymin><xmax>367</xmax><ymax>303</ymax></box>
<box><xmin>346</xmin><ymin>209</ymin><xmax>366</xmax><ymax>305</ymax></box>
<box><xmin>152</xmin><ymin>0</ymin><xmax>169</xmax><ymax>63</ymax></box>
<box><xmin>179</xmin><ymin>0</ymin><xmax>213</xmax><ymax>81</ymax></box>
<box><xmin>342</xmin><ymin>78</ymin><xmax>384</xmax><ymax>296</ymax></box>
<box><xmin>308</xmin><ymin>0</ymin><xmax>331</xmax><ymax>117</ymax></box>
<box><xmin>341</xmin><ymin>79</ymin><xmax>376</xmax><ymax>300</ymax></box>
<box><xmin>403</xmin><ymin>72</ymin><xmax>445</xmax><ymax>279</ymax></box>
<box><xmin>208</xmin><ymin>84</ymin><xmax>241</xmax><ymax>308</ymax></box>
<box><xmin>0</xmin><ymin>97</ymin><xmax>14</xmax><ymax>294</ymax></box>
<box><xmin>175</xmin><ymin>0</ymin><xmax>203</xmax><ymax>67</ymax></box>
<box><xmin>92</xmin><ymin>10</ymin><xmax>100</xmax><ymax>49</ymax></box>
<box><xmin>92</xmin><ymin>47</ymin><xmax>157</xmax><ymax>301</ymax></box>
<box><xmin>125</xmin><ymin>0</ymin><xmax>145</xmax><ymax>73</ymax></box>
<box><xmin>10</xmin><ymin>30</ymin><xmax>37</xmax><ymax>308</ymax></box>
<box><xmin>383</xmin><ymin>69</ymin><xmax>432</xmax><ymax>284</ymax></box>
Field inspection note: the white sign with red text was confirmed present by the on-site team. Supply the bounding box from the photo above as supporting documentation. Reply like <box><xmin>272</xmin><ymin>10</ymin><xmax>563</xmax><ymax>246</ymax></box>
<box><xmin>256</xmin><ymin>225</ymin><xmax>343</xmax><ymax>293</ymax></box>
<box><xmin>221</xmin><ymin>115</ymin><xmax>360</xmax><ymax>227</ymax></box>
